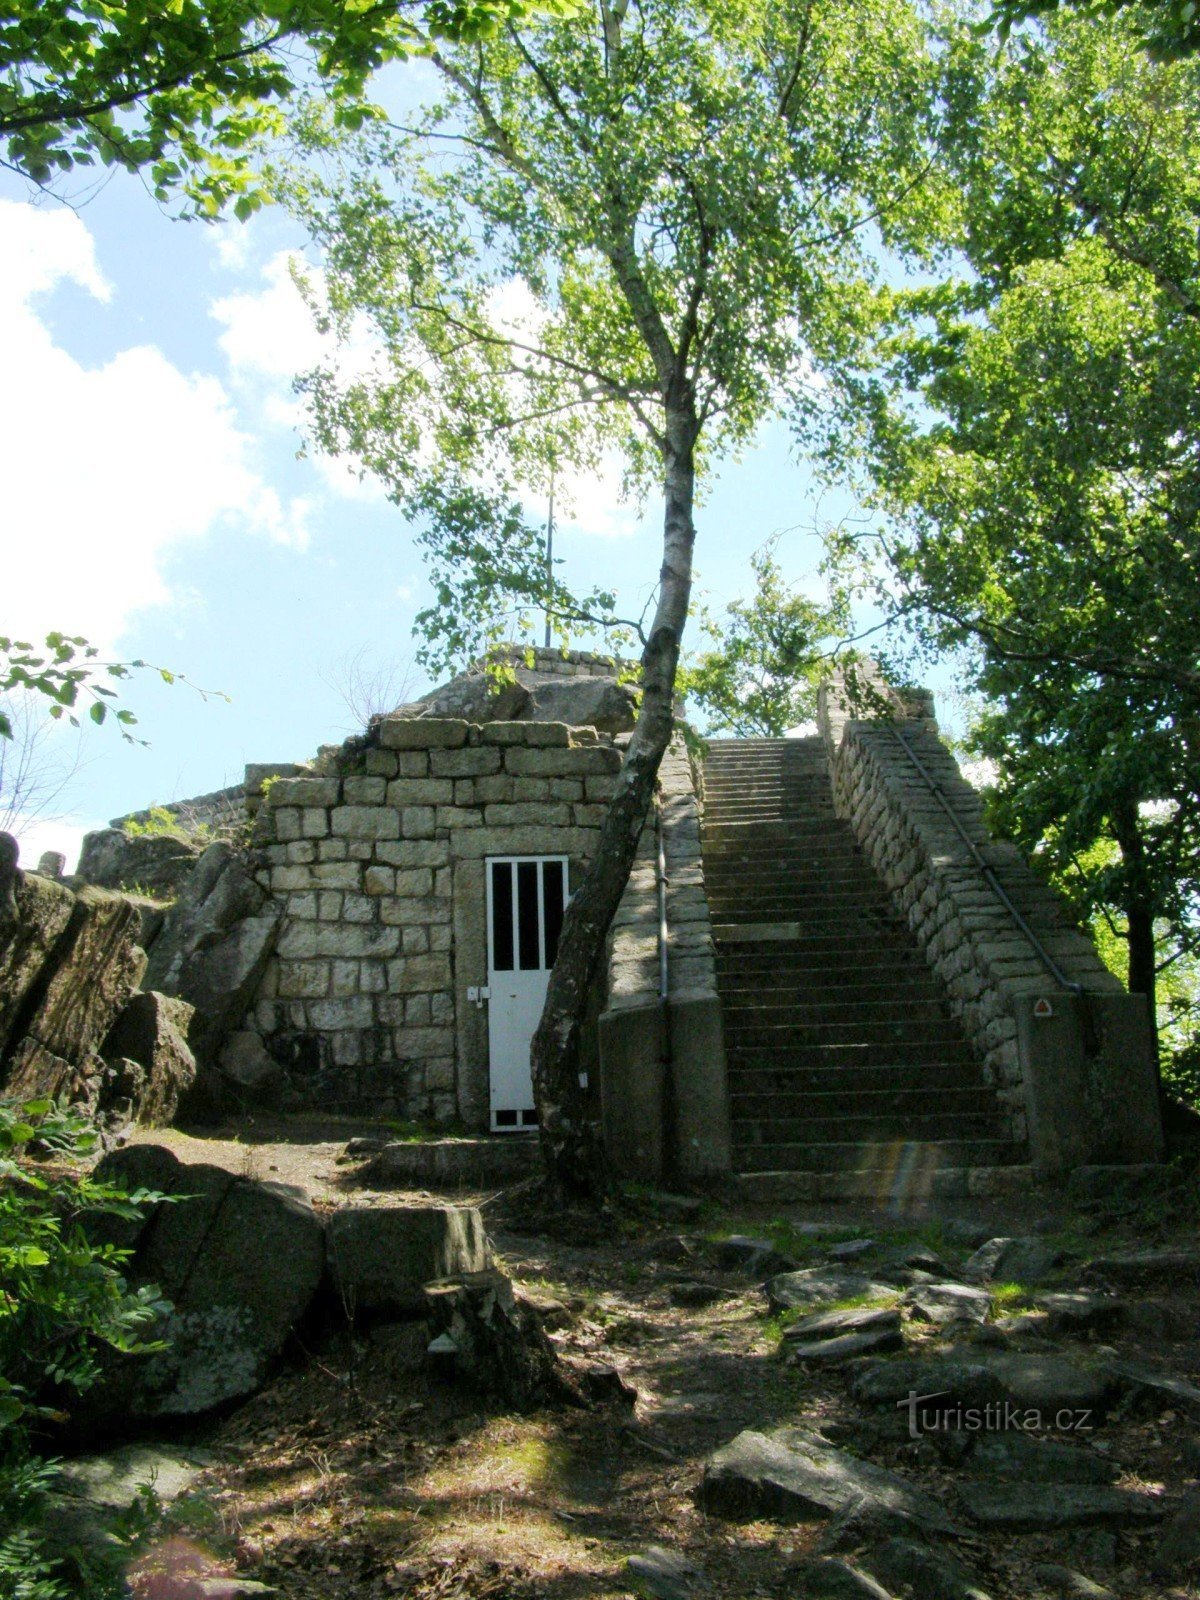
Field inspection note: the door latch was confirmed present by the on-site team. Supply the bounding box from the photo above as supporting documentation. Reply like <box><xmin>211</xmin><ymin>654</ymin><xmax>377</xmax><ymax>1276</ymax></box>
<box><xmin>467</xmin><ymin>985</ymin><xmax>491</xmax><ymax>1008</ymax></box>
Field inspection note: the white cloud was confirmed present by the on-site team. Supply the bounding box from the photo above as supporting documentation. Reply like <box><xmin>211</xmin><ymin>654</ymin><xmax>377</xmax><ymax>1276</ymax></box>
<box><xmin>0</xmin><ymin>200</ymin><xmax>313</xmax><ymax>652</ymax></box>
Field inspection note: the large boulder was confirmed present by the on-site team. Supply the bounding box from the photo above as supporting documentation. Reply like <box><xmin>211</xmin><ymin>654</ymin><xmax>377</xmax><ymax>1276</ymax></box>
<box><xmin>142</xmin><ymin>842</ymin><xmax>279</xmax><ymax>1085</ymax></box>
<box><xmin>326</xmin><ymin>1203</ymin><xmax>490</xmax><ymax>1314</ymax></box>
<box><xmin>0</xmin><ymin>851</ymin><xmax>77</xmax><ymax>1059</ymax></box>
<box><xmin>91</xmin><ymin>1144</ymin><xmax>325</xmax><ymax>1419</ymax></box>
<box><xmin>2</xmin><ymin>883</ymin><xmax>145</xmax><ymax>1104</ymax></box>
<box><xmin>388</xmin><ymin>656</ymin><xmax>638</xmax><ymax>734</ymax></box>
<box><xmin>100</xmin><ymin>990</ymin><xmax>196</xmax><ymax>1126</ymax></box>
<box><xmin>77</xmin><ymin>828</ymin><xmax>203</xmax><ymax>900</ymax></box>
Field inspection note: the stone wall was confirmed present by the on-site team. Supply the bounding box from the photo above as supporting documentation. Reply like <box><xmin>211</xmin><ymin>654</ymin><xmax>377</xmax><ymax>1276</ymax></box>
<box><xmin>824</xmin><ymin>712</ymin><xmax>1125</xmax><ymax>1145</ymax></box>
<box><xmin>241</xmin><ymin>716</ymin><xmax>622</xmax><ymax>1124</ymax></box>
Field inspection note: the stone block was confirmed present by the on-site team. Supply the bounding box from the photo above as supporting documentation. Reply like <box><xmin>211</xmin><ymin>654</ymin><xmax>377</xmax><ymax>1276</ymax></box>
<box><xmin>484</xmin><ymin>802</ymin><xmax>571</xmax><ymax>828</ymax></box>
<box><xmin>387</xmin><ymin>778</ymin><xmax>455</xmax><ymax>805</ymax></box>
<box><xmin>326</xmin><ymin>1204</ymin><xmax>490</xmax><ymax>1314</ymax></box>
<box><xmin>277</xmin><ymin>961</ymin><xmax>331</xmax><ymax>999</ymax></box>
<box><xmin>505</xmin><ymin>745</ymin><xmax>622</xmax><ymax>776</ymax></box>
<box><xmin>267</xmin><ymin>777</ymin><xmax>341</xmax><ymax>809</ymax></box>
<box><xmin>375</xmin><ymin>838</ymin><xmax>451</xmax><ymax>868</ymax></box>
<box><xmin>435</xmin><ymin>806</ymin><xmax>483</xmax><ymax>829</ymax></box>
<box><xmin>378</xmin><ymin>718</ymin><xmax>469</xmax><ymax>750</ymax></box>
<box><xmin>341</xmin><ymin>892</ymin><xmax>377</xmax><ymax>924</ymax></box>
<box><xmin>430</xmin><ymin>747</ymin><xmax>503</xmax><ymax>778</ymax></box>
<box><xmin>363</xmin><ymin>750</ymin><xmax>400</xmax><ymax>777</ymax></box>
<box><xmin>394</xmin><ymin>868</ymin><xmax>434</xmax><ymax>897</ymax></box>
<box><xmin>464</xmin><ymin>775</ymin><xmax>516</xmax><ymax>805</ymax></box>
<box><xmin>331</xmin><ymin>806</ymin><xmax>401</xmax><ymax>841</ymax></box>
<box><xmin>402</xmin><ymin>806</ymin><xmax>436</xmax><ymax>838</ymax></box>
<box><xmin>480</xmin><ymin>722</ymin><xmax>527</xmax><ymax>744</ymax></box>
<box><xmin>386</xmin><ymin>954</ymin><xmax>452</xmax><ymax>993</ymax></box>
<box><xmin>364</xmin><ymin>865</ymin><xmax>394</xmax><ymax>895</ymax></box>
<box><xmin>522</xmin><ymin>723</ymin><xmax>570</xmax><ymax>747</ymax></box>
<box><xmin>572</xmin><ymin>804</ymin><xmax>609</xmax><ymax>828</ymax></box>
<box><xmin>317</xmin><ymin>891</ymin><xmax>344</xmax><ymax>920</ymax></box>
<box><xmin>343</xmin><ymin>776</ymin><xmax>387</xmax><ymax>805</ymax></box>
<box><xmin>308</xmin><ymin>996</ymin><xmax>375</xmax><ymax>1030</ymax></box>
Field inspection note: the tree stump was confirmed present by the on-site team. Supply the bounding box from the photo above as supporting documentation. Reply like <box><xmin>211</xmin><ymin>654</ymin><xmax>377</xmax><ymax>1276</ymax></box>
<box><xmin>424</xmin><ymin>1270</ymin><xmax>585</xmax><ymax>1412</ymax></box>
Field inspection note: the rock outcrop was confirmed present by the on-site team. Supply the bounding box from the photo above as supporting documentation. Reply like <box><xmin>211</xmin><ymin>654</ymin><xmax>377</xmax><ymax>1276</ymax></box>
<box><xmin>0</xmin><ymin>834</ymin><xmax>195</xmax><ymax>1128</ymax></box>
<box><xmin>141</xmin><ymin>841</ymin><xmax>280</xmax><ymax>1105</ymax></box>
<box><xmin>77</xmin><ymin>828</ymin><xmax>203</xmax><ymax>899</ymax></box>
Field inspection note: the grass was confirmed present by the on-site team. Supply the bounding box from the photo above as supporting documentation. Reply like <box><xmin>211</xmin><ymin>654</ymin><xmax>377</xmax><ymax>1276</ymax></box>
<box><xmin>989</xmin><ymin>1280</ymin><xmax>1034</xmax><ymax>1315</ymax></box>
<box><xmin>763</xmin><ymin>1288</ymin><xmax>903</xmax><ymax>1344</ymax></box>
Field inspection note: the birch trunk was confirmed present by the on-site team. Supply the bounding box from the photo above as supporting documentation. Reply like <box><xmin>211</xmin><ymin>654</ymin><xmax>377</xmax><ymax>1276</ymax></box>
<box><xmin>530</xmin><ymin>402</ymin><xmax>698</xmax><ymax>1200</ymax></box>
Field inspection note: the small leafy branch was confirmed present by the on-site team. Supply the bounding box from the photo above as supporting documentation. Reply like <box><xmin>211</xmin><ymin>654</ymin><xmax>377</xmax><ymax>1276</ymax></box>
<box><xmin>0</xmin><ymin>633</ymin><xmax>228</xmax><ymax>742</ymax></box>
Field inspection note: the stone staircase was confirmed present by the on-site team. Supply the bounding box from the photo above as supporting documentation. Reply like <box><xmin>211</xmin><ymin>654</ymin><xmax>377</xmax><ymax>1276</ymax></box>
<box><xmin>702</xmin><ymin>736</ymin><xmax>1026</xmax><ymax>1200</ymax></box>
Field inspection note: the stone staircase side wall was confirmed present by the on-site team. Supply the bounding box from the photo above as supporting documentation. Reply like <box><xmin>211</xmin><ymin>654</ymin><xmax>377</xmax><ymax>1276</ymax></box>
<box><xmin>599</xmin><ymin>734</ymin><xmax>732</xmax><ymax>1181</ymax></box>
<box><xmin>828</xmin><ymin>720</ymin><xmax>1125</xmax><ymax>1151</ymax></box>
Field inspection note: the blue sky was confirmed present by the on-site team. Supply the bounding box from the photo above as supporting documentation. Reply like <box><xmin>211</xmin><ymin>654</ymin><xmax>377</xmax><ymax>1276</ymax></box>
<box><xmin>0</xmin><ymin>74</ymin><xmax>877</xmax><ymax>870</ymax></box>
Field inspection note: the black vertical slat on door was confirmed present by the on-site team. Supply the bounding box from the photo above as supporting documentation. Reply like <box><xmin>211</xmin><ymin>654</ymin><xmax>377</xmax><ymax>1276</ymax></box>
<box><xmin>491</xmin><ymin>861</ymin><xmax>514</xmax><ymax>971</ymax></box>
<box><xmin>542</xmin><ymin>859</ymin><xmax>565</xmax><ymax>966</ymax></box>
<box><xmin>517</xmin><ymin>860</ymin><xmax>540</xmax><ymax>969</ymax></box>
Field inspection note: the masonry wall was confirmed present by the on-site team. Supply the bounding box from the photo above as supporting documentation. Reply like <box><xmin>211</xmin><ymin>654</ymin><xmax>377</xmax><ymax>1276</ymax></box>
<box><xmin>827</xmin><ymin>716</ymin><xmax>1123</xmax><ymax>1144</ymax></box>
<box><xmin>242</xmin><ymin>716</ymin><xmax>621</xmax><ymax>1124</ymax></box>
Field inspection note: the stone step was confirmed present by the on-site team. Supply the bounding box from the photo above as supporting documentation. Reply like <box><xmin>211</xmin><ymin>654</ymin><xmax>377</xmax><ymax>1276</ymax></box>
<box><xmin>731</xmin><ymin>1137</ymin><xmax>1023</xmax><ymax>1173</ymax></box>
<box><xmin>733</xmin><ymin>1164</ymin><xmax>1034</xmax><ymax>1203</ymax></box>
<box><xmin>723</xmin><ymin>1017</ymin><xmax>966</xmax><ymax>1049</ymax></box>
<box><xmin>720</xmin><ymin>996</ymin><xmax>955</xmax><ymax>1025</ymax></box>
<box><xmin>731</xmin><ymin>1111</ymin><xmax>1005</xmax><ymax>1145</ymax></box>
<box><xmin>726</xmin><ymin>1062</ymin><xmax>988</xmax><ymax>1095</ymax></box>
<box><xmin>720</xmin><ymin>972</ymin><xmax>947</xmax><ymax>998</ymax></box>
<box><xmin>725</xmin><ymin>1038</ymin><xmax>977</xmax><ymax>1069</ymax></box>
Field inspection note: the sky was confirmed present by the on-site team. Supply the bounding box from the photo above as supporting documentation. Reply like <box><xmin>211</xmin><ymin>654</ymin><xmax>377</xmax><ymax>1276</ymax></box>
<box><xmin>0</xmin><ymin>66</ymin><xmax>879</xmax><ymax>872</ymax></box>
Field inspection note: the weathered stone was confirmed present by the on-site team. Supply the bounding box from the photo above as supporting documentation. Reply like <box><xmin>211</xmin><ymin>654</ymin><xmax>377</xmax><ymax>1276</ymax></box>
<box><xmin>143</xmin><ymin>843</ymin><xmax>280</xmax><ymax>1080</ymax></box>
<box><xmin>905</xmin><ymin>1283</ymin><xmax>992</xmax><ymax>1325</ymax></box>
<box><xmin>56</xmin><ymin>1443</ymin><xmax>208</xmax><ymax>1511</ymax></box>
<box><xmin>326</xmin><ymin>1204</ymin><xmax>490</xmax><ymax>1314</ymax></box>
<box><xmin>697</xmin><ymin>1428</ymin><xmax>960</xmax><ymax>1534</ymax></box>
<box><xmin>77</xmin><ymin>827</ymin><xmax>202</xmax><ymax>897</ymax></box>
<box><xmin>4</xmin><ymin>1037</ymin><xmax>103</xmax><ymax>1109</ymax></box>
<box><xmin>766</xmin><ymin>1270</ymin><xmax>896</xmax><ymax>1314</ymax></box>
<box><xmin>827</xmin><ymin>1238</ymin><xmax>876</xmax><ymax>1261</ymax></box>
<box><xmin>1084</xmin><ymin>1247</ymin><xmax>1200</xmax><ymax>1282</ymax></box>
<box><xmin>0</xmin><ymin>867</ymin><xmax>76</xmax><ymax>1058</ymax></box>
<box><xmin>92</xmin><ymin>1145</ymin><xmax>325</xmax><ymax>1417</ymax></box>
<box><xmin>265</xmin><ymin>776</ymin><xmax>340</xmax><ymax>810</ymax></box>
<box><xmin>424</xmin><ymin>1269</ymin><xmax>583</xmax><ymax>1411</ymax></box>
<box><xmin>958</xmin><ymin>1482</ymin><xmax>1167</xmax><ymax>1530</ymax></box>
<box><xmin>785</xmin><ymin>1327</ymin><xmax>905</xmax><ymax>1364</ymax></box>
<box><xmin>782</xmin><ymin>1305</ymin><xmax>902</xmax><ymax>1343</ymax></box>
<box><xmin>100</xmin><ymin>990</ymin><xmax>196</xmax><ymax>1125</ymax></box>
<box><xmin>865</xmin><ymin>1539</ymin><xmax>993</xmax><ymax>1600</ymax></box>
<box><xmin>789</xmin><ymin>1558</ymin><xmax>892</xmax><ymax>1600</ymax></box>
<box><xmin>963</xmin><ymin>1237</ymin><xmax>1066</xmax><ymax>1285</ymax></box>
<box><xmin>6</xmin><ymin>886</ymin><xmax>144</xmax><ymax>1072</ymax></box>
<box><xmin>1037</xmin><ymin>1293</ymin><xmax>1125</xmax><ymax>1336</ymax></box>
<box><xmin>378</xmin><ymin>716</ymin><xmax>470</xmax><ymax>749</ymax></box>
<box><xmin>362</xmin><ymin>1137</ymin><xmax>537</xmax><ymax>1189</ymax></box>
<box><xmin>964</xmin><ymin>1432</ymin><xmax>1117</xmax><ymax>1484</ymax></box>
<box><xmin>1152</xmin><ymin>1490</ymin><xmax>1200</xmax><ymax>1579</ymax></box>
<box><xmin>626</xmin><ymin>1545</ymin><xmax>710</xmax><ymax>1600</ymax></box>
<box><xmin>714</xmin><ymin>1235</ymin><xmax>794</xmax><ymax>1275</ymax></box>
<box><xmin>218</xmin><ymin>1030</ymin><xmax>283</xmax><ymax>1100</ymax></box>
<box><xmin>1110</xmin><ymin>1358</ymin><xmax>1200</xmax><ymax>1411</ymax></box>
<box><xmin>849</xmin><ymin>1352</ymin><xmax>1121</xmax><ymax>1419</ymax></box>
<box><xmin>523</xmin><ymin>674</ymin><xmax>638</xmax><ymax>733</ymax></box>
<box><xmin>1028</xmin><ymin>1564</ymin><xmax>1114</xmax><ymax>1599</ymax></box>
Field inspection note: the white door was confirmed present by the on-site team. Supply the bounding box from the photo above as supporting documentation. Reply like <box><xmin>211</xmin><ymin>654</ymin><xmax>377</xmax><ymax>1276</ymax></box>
<box><xmin>486</xmin><ymin>856</ymin><xmax>568</xmax><ymax>1132</ymax></box>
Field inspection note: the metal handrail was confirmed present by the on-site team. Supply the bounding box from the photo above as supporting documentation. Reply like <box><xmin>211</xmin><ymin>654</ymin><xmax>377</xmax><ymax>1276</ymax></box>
<box><xmin>885</xmin><ymin>723</ymin><xmax>1086</xmax><ymax>1003</ymax></box>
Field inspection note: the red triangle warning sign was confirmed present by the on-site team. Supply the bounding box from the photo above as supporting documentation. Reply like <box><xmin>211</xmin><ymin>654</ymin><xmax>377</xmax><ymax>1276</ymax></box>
<box><xmin>1033</xmin><ymin>997</ymin><xmax>1054</xmax><ymax>1018</ymax></box>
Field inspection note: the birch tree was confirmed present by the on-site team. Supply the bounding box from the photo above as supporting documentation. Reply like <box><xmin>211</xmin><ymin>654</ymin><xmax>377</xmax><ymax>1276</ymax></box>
<box><xmin>282</xmin><ymin>0</ymin><xmax>942</xmax><ymax>1196</ymax></box>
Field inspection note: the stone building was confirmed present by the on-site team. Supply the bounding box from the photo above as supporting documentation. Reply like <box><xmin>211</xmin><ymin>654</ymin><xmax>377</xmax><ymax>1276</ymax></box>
<box><xmin>63</xmin><ymin>649</ymin><xmax>1163</xmax><ymax>1192</ymax></box>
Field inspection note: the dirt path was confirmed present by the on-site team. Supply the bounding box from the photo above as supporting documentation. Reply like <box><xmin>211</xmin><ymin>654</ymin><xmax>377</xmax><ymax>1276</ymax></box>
<box><xmin>115</xmin><ymin>1132</ymin><xmax>1200</xmax><ymax>1600</ymax></box>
